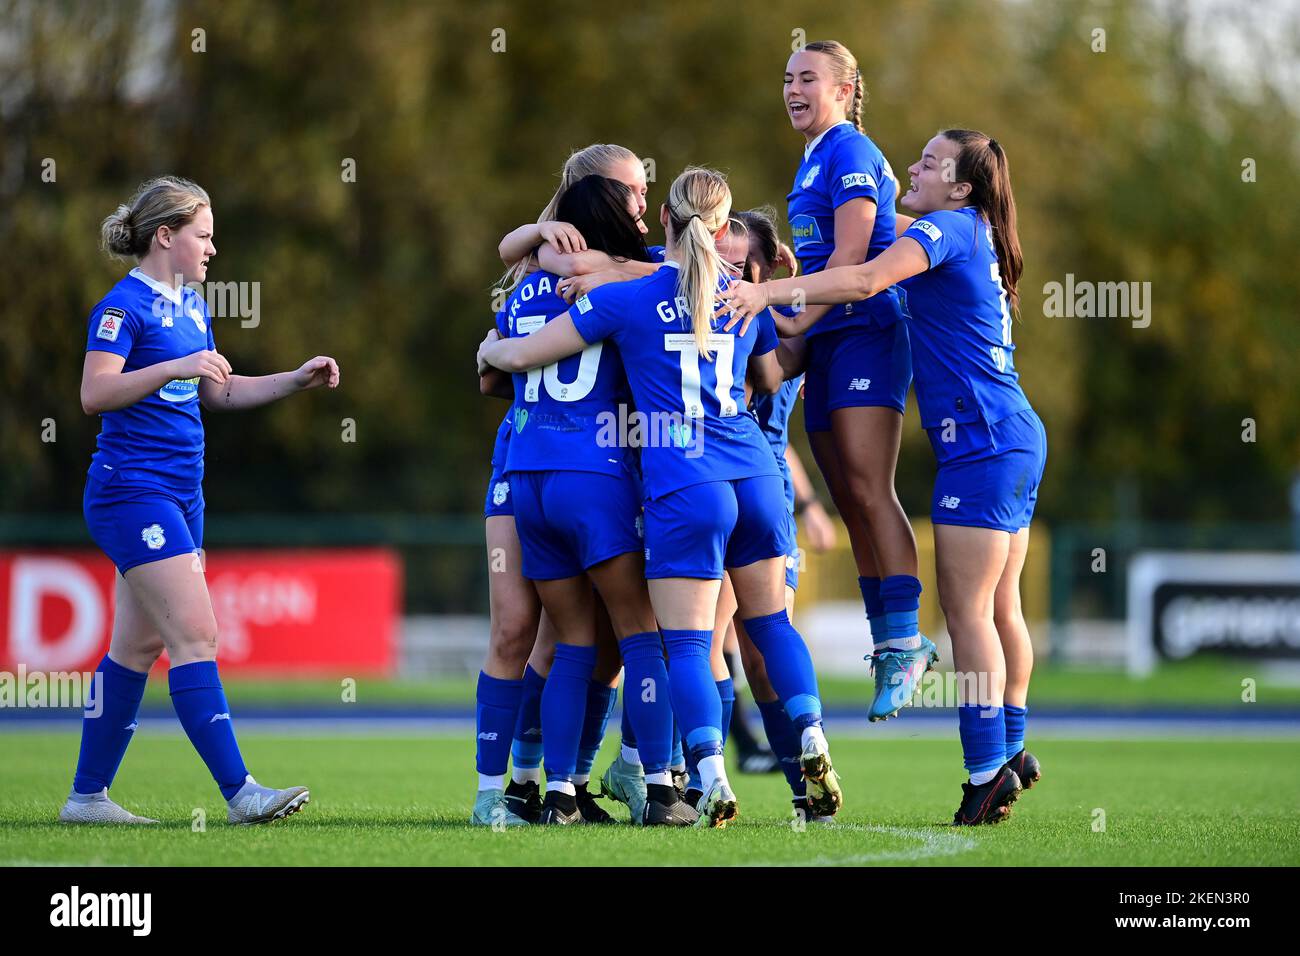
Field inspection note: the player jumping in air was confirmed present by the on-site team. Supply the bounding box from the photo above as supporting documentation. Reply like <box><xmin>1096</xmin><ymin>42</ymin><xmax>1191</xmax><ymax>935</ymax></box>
<box><xmin>720</xmin><ymin>129</ymin><xmax>1045</xmax><ymax>825</ymax></box>
<box><xmin>782</xmin><ymin>41</ymin><xmax>939</xmax><ymax>719</ymax></box>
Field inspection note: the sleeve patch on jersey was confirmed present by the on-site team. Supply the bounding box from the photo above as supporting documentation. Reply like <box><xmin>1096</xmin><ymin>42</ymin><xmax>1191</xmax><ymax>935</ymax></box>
<box><xmin>913</xmin><ymin>220</ymin><xmax>943</xmax><ymax>243</ymax></box>
<box><xmin>576</xmin><ymin>294</ymin><xmax>593</xmax><ymax>314</ymax></box>
<box><xmin>95</xmin><ymin>307</ymin><xmax>126</xmax><ymax>342</ymax></box>
<box><xmin>841</xmin><ymin>172</ymin><xmax>876</xmax><ymax>190</ymax></box>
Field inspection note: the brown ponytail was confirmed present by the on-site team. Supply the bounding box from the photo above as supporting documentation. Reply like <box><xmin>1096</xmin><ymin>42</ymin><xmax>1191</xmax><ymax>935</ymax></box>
<box><xmin>942</xmin><ymin>128</ymin><xmax>1023</xmax><ymax>313</ymax></box>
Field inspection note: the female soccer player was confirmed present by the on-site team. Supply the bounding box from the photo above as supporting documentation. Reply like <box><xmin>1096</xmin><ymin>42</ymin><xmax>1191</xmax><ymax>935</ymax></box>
<box><xmin>484</xmin><ymin>175</ymin><xmax>695</xmax><ymax>827</ymax></box>
<box><xmin>64</xmin><ymin>176</ymin><xmax>339</xmax><ymax>826</ymax></box>
<box><xmin>723</xmin><ymin>209</ymin><xmax>840</xmax><ymax>823</ymax></box>
<box><xmin>782</xmin><ymin>40</ymin><xmax>937</xmax><ymax>719</ymax></box>
<box><xmin>474</xmin><ymin>143</ymin><xmax>656</xmax><ymax>827</ymax></box>
<box><xmin>720</xmin><ymin>129</ymin><xmax>1046</xmax><ymax>825</ymax></box>
<box><xmin>480</xmin><ymin>166</ymin><xmax>842</xmax><ymax>828</ymax></box>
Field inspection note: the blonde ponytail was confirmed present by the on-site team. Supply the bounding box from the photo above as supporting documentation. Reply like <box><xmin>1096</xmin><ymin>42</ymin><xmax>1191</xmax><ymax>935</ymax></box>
<box><xmin>664</xmin><ymin>166</ymin><xmax>732</xmax><ymax>360</ymax></box>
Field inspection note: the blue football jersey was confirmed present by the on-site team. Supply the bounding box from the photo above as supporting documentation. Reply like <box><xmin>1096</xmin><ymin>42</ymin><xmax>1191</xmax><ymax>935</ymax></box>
<box><xmin>500</xmin><ymin>269</ymin><xmax>629</xmax><ymax>476</ymax></box>
<box><xmin>787</xmin><ymin>122</ymin><xmax>906</xmax><ymax>338</ymax></box>
<box><xmin>899</xmin><ymin>206</ymin><xmax>1032</xmax><ymax>428</ymax></box>
<box><xmin>751</xmin><ymin>375</ymin><xmax>802</xmax><ymax>463</ymax></box>
<box><xmin>568</xmin><ymin>263</ymin><xmax>781</xmax><ymax>499</ymax></box>
<box><xmin>85</xmin><ymin>269</ymin><xmax>215</xmax><ymax>488</ymax></box>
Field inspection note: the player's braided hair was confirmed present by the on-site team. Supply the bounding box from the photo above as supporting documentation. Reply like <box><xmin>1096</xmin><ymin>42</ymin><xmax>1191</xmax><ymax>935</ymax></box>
<box><xmin>803</xmin><ymin>40</ymin><xmax>866</xmax><ymax>133</ymax></box>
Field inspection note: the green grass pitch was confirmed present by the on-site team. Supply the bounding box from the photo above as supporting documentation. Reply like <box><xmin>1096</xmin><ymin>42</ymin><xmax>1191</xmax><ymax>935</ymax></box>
<box><xmin>2</xmin><ymin>732</ymin><xmax>1297</xmax><ymax>866</ymax></box>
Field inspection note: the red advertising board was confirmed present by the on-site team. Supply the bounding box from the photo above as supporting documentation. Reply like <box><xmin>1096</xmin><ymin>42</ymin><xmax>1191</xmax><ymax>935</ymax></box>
<box><xmin>0</xmin><ymin>549</ymin><xmax>399</xmax><ymax>676</ymax></box>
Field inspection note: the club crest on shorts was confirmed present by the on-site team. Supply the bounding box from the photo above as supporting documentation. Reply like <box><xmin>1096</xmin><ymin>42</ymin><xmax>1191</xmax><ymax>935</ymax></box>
<box><xmin>492</xmin><ymin>481</ymin><xmax>510</xmax><ymax>506</ymax></box>
<box><xmin>140</xmin><ymin>524</ymin><xmax>166</xmax><ymax>550</ymax></box>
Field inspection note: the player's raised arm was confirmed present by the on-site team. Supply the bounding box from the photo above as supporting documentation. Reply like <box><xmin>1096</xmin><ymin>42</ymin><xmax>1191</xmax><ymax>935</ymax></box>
<box><xmin>720</xmin><ymin>238</ymin><xmax>930</xmax><ymax>333</ymax></box>
<box><xmin>497</xmin><ymin>219</ymin><xmax>587</xmax><ymax>265</ymax></box>
<box><xmin>494</xmin><ymin>143</ymin><xmax>652</xmax><ymax>294</ymax></box>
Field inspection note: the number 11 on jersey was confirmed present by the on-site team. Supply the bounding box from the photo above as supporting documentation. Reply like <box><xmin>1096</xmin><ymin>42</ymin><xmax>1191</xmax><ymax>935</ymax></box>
<box><xmin>665</xmin><ymin>333</ymin><xmax>737</xmax><ymax>418</ymax></box>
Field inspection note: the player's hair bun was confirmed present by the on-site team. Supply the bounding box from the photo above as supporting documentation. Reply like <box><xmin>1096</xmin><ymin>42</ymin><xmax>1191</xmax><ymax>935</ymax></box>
<box><xmin>100</xmin><ymin>204</ymin><xmax>137</xmax><ymax>258</ymax></box>
<box><xmin>99</xmin><ymin>177</ymin><xmax>211</xmax><ymax>261</ymax></box>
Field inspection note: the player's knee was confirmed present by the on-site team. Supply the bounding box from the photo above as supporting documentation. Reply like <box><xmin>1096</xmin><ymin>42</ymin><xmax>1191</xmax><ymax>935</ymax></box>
<box><xmin>113</xmin><ymin>638</ymin><xmax>164</xmax><ymax>672</ymax></box>
<box><xmin>940</xmin><ymin>601</ymin><xmax>992</xmax><ymax>638</ymax></box>
<box><xmin>993</xmin><ymin>604</ymin><xmax>1024</xmax><ymax>635</ymax></box>
<box><xmin>489</xmin><ymin>616</ymin><xmax>536</xmax><ymax>668</ymax></box>
<box><xmin>846</xmin><ymin>478</ymin><xmax>897</xmax><ymax>519</ymax></box>
<box><xmin>138</xmin><ymin>636</ymin><xmax>166</xmax><ymax>667</ymax></box>
<box><xmin>163</xmin><ymin>612</ymin><xmax>220</xmax><ymax>660</ymax></box>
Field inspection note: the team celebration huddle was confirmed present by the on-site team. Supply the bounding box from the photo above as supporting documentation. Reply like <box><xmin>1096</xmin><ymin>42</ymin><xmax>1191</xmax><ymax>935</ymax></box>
<box><xmin>63</xmin><ymin>39</ymin><xmax>1043</xmax><ymax>832</ymax></box>
<box><xmin>470</xmin><ymin>40</ymin><xmax>1046</xmax><ymax>829</ymax></box>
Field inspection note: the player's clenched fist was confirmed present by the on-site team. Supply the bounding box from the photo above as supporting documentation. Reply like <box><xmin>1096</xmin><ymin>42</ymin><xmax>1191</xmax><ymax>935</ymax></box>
<box><xmin>168</xmin><ymin>348</ymin><xmax>232</xmax><ymax>384</ymax></box>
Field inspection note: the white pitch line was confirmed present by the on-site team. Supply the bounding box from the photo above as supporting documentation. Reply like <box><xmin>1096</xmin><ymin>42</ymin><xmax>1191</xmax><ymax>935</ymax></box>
<box><xmin>737</xmin><ymin>823</ymin><xmax>977</xmax><ymax>866</ymax></box>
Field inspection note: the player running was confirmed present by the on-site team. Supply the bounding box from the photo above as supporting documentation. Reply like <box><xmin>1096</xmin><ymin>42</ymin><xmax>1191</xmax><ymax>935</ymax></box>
<box><xmin>484</xmin><ymin>175</ymin><xmax>696</xmax><ymax>827</ymax></box>
<box><xmin>719</xmin><ymin>129</ymin><xmax>1045</xmax><ymax>825</ymax></box>
<box><xmin>64</xmin><ymin>176</ymin><xmax>338</xmax><ymax>826</ymax></box>
<box><xmin>480</xmin><ymin>166</ymin><xmax>843</xmax><ymax>828</ymax></box>
<box><xmin>782</xmin><ymin>40</ymin><xmax>938</xmax><ymax>720</ymax></box>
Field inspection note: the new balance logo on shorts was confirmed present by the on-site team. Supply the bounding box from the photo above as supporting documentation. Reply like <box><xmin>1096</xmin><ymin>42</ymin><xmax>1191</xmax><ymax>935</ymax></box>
<box><xmin>939</xmin><ymin>496</ymin><xmax>961</xmax><ymax>509</ymax></box>
<box><xmin>848</xmin><ymin>378</ymin><xmax>872</xmax><ymax>391</ymax></box>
